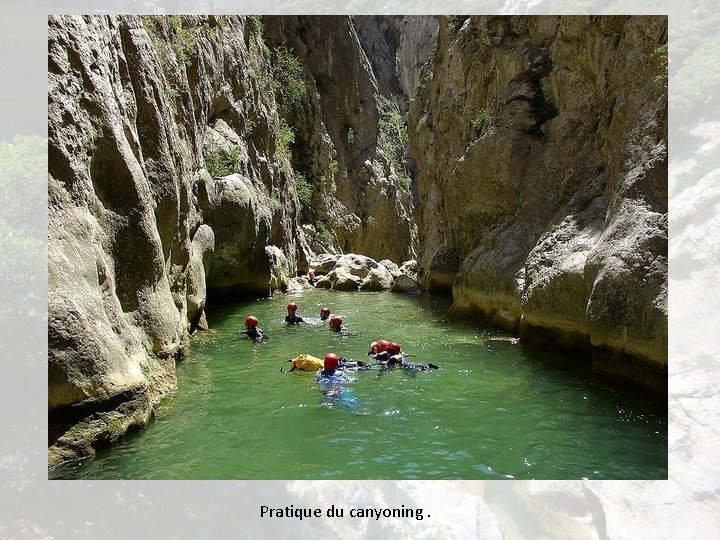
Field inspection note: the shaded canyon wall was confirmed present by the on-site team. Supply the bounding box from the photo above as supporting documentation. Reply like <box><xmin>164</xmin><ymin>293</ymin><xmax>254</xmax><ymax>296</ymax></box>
<box><xmin>409</xmin><ymin>15</ymin><xmax>668</xmax><ymax>395</ymax></box>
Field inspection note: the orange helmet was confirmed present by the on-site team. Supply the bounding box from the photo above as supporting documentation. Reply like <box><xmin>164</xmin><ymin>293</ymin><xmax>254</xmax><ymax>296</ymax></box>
<box><xmin>369</xmin><ymin>341</ymin><xmax>379</xmax><ymax>353</ymax></box>
<box><xmin>320</xmin><ymin>306</ymin><xmax>331</xmax><ymax>316</ymax></box>
<box><xmin>377</xmin><ymin>340</ymin><xmax>390</xmax><ymax>352</ymax></box>
<box><xmin>330</xmin><ymin>316</ymin><xmax>343</xmax><ymax>328</ymax></box>
<box><xmin>244</xmin><ymin>316</ymin><xmax>258</xmax><ymax>328</ymax></box>
<box><xmin>388</xmin><ymin>342</ymin><xmax>401</xmax><ymax>355</ymax></box>
<box><xmin>324</xmin><ymin>353</ymin><xmax>339</xmax><ymax>370</ymax></box>
<box><xmin>287</xmin><ymin>302</ymin><xmax>298</xmax><ymax>312</ymax></box>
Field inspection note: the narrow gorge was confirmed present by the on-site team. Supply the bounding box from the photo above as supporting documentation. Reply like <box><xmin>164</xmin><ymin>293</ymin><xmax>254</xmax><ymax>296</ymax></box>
<box><xmin>48</xmin><ymin>15</ymin><xmax>667</xmax><ymax>470</ymax></box>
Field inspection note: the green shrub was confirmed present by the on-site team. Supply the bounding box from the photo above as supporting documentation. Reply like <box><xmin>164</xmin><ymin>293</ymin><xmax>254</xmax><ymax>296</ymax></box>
<box><xmin>169</xmin><ymin>16</ymin><xmax>196</xmax><ymax>67</ymax></box>
<box><xmin>275</xmin><ymin>118</ymin><xmax>295</xmax><ymax>161</ymax></box>
<box><xmin>652</xmin><ymin>43</ymin><xmax>668</xmax><ymax>96</ymax></box>
<box><xmin>444</xmin><ymin>15</ymin><xmax>468</xmax><ymax>33</ymax></box>
<box><xmin>140</xmin><ymin>16</ymin><xmax>160</xmax><ymax>48</ymax></box>
<box><xmin>247</xmin><ymin>16</ymin><xmax>263</xmax><ymax>39</ymax></box>
<box><xmin>204</xmin><ymin>146</ymin><xmax>243</xmax><ymax>177</ymax></box>
<box><xmin>471</xmin><ymin>110</ymin><xmax>495</xmax><ymax>134</ymax></box>
<box><xmin>377</xmin><ymin>96</ymin><xmax>409</xmax><ymax>184</ymax></box>
<box><xmin>294</xmin><ymin>173</ymin><xmax>312</xmax><ymax>208</ymax></box>
<box><xmin>244</xmin><ymin>117</ymin><xmax>255</xmax><ymax>136</ymax></box>
<box><xmin>167</xmin><ymin>83</ymin><xmax>179</xmax><ymax>100</ymax></box>
<box><xmin>271</xmin><ymin>46</ymin><xmax>307</xmax><ymax>114</ymax></box>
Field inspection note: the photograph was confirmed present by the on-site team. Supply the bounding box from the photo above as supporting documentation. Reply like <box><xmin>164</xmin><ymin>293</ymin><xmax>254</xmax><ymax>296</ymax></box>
<box><xmin>47</xmin><ymin>14</ymin><xmax>668</xmax><ymax>480</ymax></box>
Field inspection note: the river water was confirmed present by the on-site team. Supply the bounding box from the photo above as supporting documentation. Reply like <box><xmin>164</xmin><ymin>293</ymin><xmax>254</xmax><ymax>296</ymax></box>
<box><xmin>54</xmin><ymin>289</ymin><xmax>667</xmax><ymax>480</ymax></box>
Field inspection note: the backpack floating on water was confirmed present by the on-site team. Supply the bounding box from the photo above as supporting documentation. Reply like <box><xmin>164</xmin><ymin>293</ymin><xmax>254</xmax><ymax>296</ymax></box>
<box><xmin>281</xmin><ymin>354</ymin><xmax>324</xmax><ymax>372</ymax></box>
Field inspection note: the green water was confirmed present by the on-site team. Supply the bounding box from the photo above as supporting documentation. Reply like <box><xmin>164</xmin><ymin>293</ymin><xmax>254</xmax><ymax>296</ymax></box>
<box><xmin>54</xmin><ymin>290</ymin><xmax>667</xmax><ymax>480</ymax></box>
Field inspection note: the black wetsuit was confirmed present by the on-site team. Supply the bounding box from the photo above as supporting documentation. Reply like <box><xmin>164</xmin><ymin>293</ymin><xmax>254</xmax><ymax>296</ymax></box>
<box><xmin>285</xmin><ymin>314</ymin><xmax>304</xmax><ymax>325</ymax></box>
<box><xmin>370</xmin><ymin>351</ymin><xmax>439</xmax><ymax>371</ymax></box>
<box><xmin>245</xmin><ymin>328</ymin><xmax>264</xmax><ymax>340</ymax></box>
<box><xmin>338</xmin><ymin>358</ymin><xmax>373</xmax><ymax>371</ymax></box>
<box><xmin>332</xmin><ymin>326</ymin><xmax>359</xmax><ymax>337</ymax></box>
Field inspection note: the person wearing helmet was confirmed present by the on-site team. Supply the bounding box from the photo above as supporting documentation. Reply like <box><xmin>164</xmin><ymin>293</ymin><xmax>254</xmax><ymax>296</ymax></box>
<box><xmin>373</xmin><ymin>340</ymin><xmax>440</xmax><ymax>372</ymax></box>
<box><xmin>328</xmin><ymin>316</ymin><xmax>359</xmax><ymax>337</ymax></box>
<box><xmin>385</xmin><ymin>342</ymin><xmax>406</xmax><ymax>368</ymax></box>
<box><xmin>307</xmin><ymin>271</ymin><xmax>318</xmax><ymax>287</ymax></box>
<box><xmin>285</xmin><ymin>302</ymin><xmax>304</xmax><ymax>325</ymax></box>
<box><xmin>321</xmin><ymin>352</ymin><xmax>339</xmax><ymax>373</ymax></box>
<box><xmin>316</xmin><ymin>352</ymin><xmax>346</xmax><ymax>386</ymax></box>
<box><xmin>316</xmin><ymin>352</ymin><xmax>357</xmax><ymax>410</ymax></box>
<box><xmin>329</xmin><ymin>315</ymin><xmax>344</xmax><ymax>333</ymax></box>
<box><xmin>244</xmin><ymin>315</ymin><xmax>264</xmax><ymax>341</ymax></box>
<box><xmin>368</xmin><ymin>339</ymin><xmax>392</xmax><ymax>360</ymax></box>
<box><xmin>320</xmin><ymin>306</ymin><xmax>331</xmax><ymax>321</ymax></box>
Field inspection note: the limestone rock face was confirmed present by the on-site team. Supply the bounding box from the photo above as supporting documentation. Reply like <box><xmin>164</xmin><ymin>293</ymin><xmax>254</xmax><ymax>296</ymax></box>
<box><xmin>395</xmin><ymin>16</ymin><xmax>440</xmax><ymax>110</ymax></box>
<box><xmin>187</xmin><ymin>224</ymin><xmax>215</xmax><ymax>333</ymax></box>
<box><xmin>198</xmin><ymin>172</ymin><xmax>288</xmax><ymax>295</ymax></box>
<box><xmin>263</xmin><ymin>16</ymin><xmax>420</xmax><ymax>263</ymax></box>
<box><xmin>265</xmin><ymin>245</ymin><xmax>290</xmax><ymax>292</ymax></box>
<box><xmin>354</xmin><ymin>16</ymin><xmax>438</xmax><ymax>114</ymax></box>
<box><xmin>409</xmin><ymin>16</ymin><xmax>668</xmax><ymax>394</ymax></box>
<box><xmin>47</xmin><ymin>15</ymin><xmax>305</xmax><ymax>464</ymax></box>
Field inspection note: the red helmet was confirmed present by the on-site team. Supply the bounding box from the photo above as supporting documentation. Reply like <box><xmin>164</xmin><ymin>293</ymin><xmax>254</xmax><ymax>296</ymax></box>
<box><xmin>287</xmin><ymin>302</ymin><xmax>298</xmax><ymax>312</ymax></box>
<box><xmin>320</xmin><ymin>306</ymin><xmax>331</xmax><ymax>316</ymax></box>
<box><xmin>377</xmin><ymin>340</ymin><xmax>390</xmax><ymax>352</ymax></box>
<box><xmin>388</xmin><ymin>342</ymin><xmax>401</xmax><ymax>355</ymax></box>
<box><xmin>244</xmin><ymin>316</ymin><xmax>258</xmax><ymax>328</ymax></box>
<box><xmin>324</xmin><ymin>353</ymin><xmax>339</xmax><ymax>370</ymax></box>
<box><xmin>330</xmin><ymin>316</ymin><xmax>343</xmax><ymax>327</ymax></box>
<box><xmin>369</xmin><ymin>341</ymin><xmax>379</xmax><ymax>353</ymax></box>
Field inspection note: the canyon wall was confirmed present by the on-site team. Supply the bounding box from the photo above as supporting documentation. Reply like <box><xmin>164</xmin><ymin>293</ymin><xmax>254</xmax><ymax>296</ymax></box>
<box><xmin>48</xmin><ymin>14</ymin><xmax>667</xmax><ymax>467</ymax></box>
<box><xmin>48</xmin><ymin>15</ymin><xmax>424</xmax><ymax>466</ymax></box>
<box><xmin>262</xmin><ymin>15</ymin><xmax>421</xmax><ymax>264</ymax></box>
<box><xmin>409</xmin><ymin>15</ymin><xmax>667</xmax><ymax>395</ymax></box>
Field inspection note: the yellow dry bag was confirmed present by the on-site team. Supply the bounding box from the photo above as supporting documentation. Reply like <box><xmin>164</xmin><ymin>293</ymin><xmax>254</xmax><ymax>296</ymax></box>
<box><xmin>283</xmin><ymin>354</ymin><xmax>324</xmax><ymax>372</ymax></box>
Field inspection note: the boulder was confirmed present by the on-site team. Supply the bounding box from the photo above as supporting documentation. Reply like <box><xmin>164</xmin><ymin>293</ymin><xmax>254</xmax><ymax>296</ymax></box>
<box><xmin>391</xmin><ymin>273</ymin><xmax>420</xmax><ymax>293</ymax></box>
<box><xmin>311</xmin><ymin>253</ymin><xmax>340</xmax><ymax>275</ymax></box>
<box><xmin>399</xmin><ymin>259</ymin><xmax>418</xmax><ymax>277</ymax></box>
<box><xmin>265</xmin><ymin>245</ymin><xmax>290</xmax><ymax>292</ymax></box>
<box><xmin>379</xmin><ymin>259</ymin><xmax>401</xmax><ymax>278</ymax></box>
<box><xmin>336</xmin><ymin>253</ymin><xmax>379</xmax><ymax>279</ymax></box>
<box><xmin>360</xmin><ymin>266</ymin><xmax>394</xmax><ymax>291</ymax></box>
<box><xmin>314</xmin><ymin>275</ymin><xmax>333</xmax><ymax>289</ymax></box>
<box><xmin>330</xmin><ymin>266</ymin><xmax>363</xmax><ymax>291</ymax></box>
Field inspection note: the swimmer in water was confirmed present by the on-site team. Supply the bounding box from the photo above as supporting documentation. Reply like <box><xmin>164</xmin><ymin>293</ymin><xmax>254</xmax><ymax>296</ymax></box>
<box><xmin>285</xmin><ymin>302</ymin><xmax>304</xmax><ymax>325</ymax></box>
<box><xmin>244</xmin><ymin>316</ymin><xmax>264</xmax><ymax>341</ymax></box>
